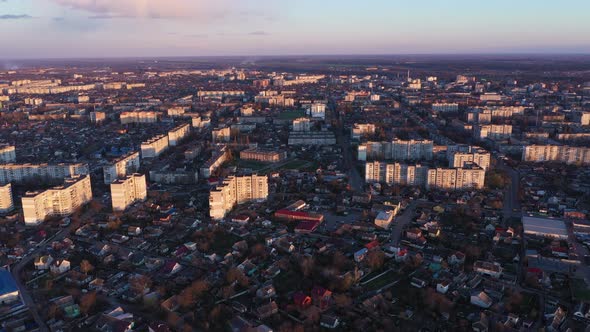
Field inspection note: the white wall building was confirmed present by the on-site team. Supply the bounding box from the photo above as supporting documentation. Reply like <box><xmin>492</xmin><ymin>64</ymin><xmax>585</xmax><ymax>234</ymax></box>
<box><xmin>209</xmin><ymin>174</ymin><xmax>269</xmax><ymax>220</ymax></box>
<box><xmin>0</xmin><ymin>145</ymin><xmax>16</xmax><ymax>163</ymax></box>
<box><xmin>0</xmin><ymin>163</ymin><xmax>88</xmax><ymax>184</ymax></box>
<box><xmin>168</xmin><ymin>123</ymin><xmax>191</xmax><ymax>146</ymax></box>
<box><xmin>0</xmin><ymin>183</ymin><xmax>14</xmax><ymax>213</ymax></box>
<box><xmin>141</xmin><ymin>135</ymin><xmax>169</xmax><ymax>158</ymax></box>
<box><xmin>110</xmin><ymin>173</ymin><xmax>147</xmax><ymax>211</ymax></box>
<box><xmin>103</xmin><ymin>151</ymin><xmax>141</xmax><ymax>184</ymax></box>
<box><xmin>22</xmin><ymin>175</ymin><xmax>93</xmax><ymax>226</ymax></box>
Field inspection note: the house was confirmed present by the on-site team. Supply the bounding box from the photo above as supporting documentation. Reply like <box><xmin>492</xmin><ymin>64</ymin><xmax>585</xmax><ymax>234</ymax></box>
<box><xmin>127</xmin><ymin>226</ymin><xmax>142</xmax><ymax>236</ymax></box>
<box><xmin>437</xmin><ymin>280</ymin><xmax>450</xmax><ymax>294</ymax></box>
<box><xmin>50</xmin><ymin>259</ymin><xmax>71</xmax><ymax>274</ymax></box>
<box><xmin>354</xmin><ymin>248</ymin><xmax>368</xmax><ymax>262</ymax></box>
<box><xmin>256</xmin><ymin>283</ymin><xmax>276</xmax><ymax>299</ymax></box>
<box><xmin>34</xmin><ymin>255</ymin><xmax>53</xmax><ymax>270</ymax></box>
<box><xmin>411</xmin><ymin>277</ymin><xmax>427</xmax><ymax>288</ymax></box>
<box><xmin>448</xmin><ymin>251</ymin><xmax>466</xmax><ymax>265</ymax></box>
<box><xmin>95</xmin><ymin>307</ymin><xmax>135</xmax><ymax>332</ymax></box>
<box><xmin>473</xmin><ymin>261</ymin><xmax>502</xmax><ymax>278</ymax></box>
<box><xmin>471</xmin><ymin>291</ymin><xmax>493</xmax><ymax>308</ymax></box>
<box><xmin>254</xmin><ymin>301</ymin><xmax>278</xmax><ymax>319</ymax></box>
<box><xmin>89</xmin><ymin>278</ymin><xmax>105</xmax><ymax>291</ymax></box>
<box><xmin>311</xmin><ymin>286</ymin><xmax>332</xmax><ymax>310</ymax></box>
<box><xmin>320</xmin><ymin>315</ymin><xmax>340</xmax><ymax>329</ymax></box>
<box><xmin>161</xmin><ymin>261</ymin><xmax>182</xmax><ymax>275</ymax></box>
<box><xmin>65</xmin><ymin>271</ymin><xmax>92</xmax><ymax>286</ymax></box>
<box><xmin>406</xmin><ymin>228</ymin><xmax>422</xmax><ymax>240</ymax></box>
<box><xmin>293</xmin><ymin>292</ymin><xmax>312</xmax><ymax>309</ymax></box>
<box><xmin>161</xmin><ymin>295</ymin><xmax>180</xmax><ymax>312</ymax></box>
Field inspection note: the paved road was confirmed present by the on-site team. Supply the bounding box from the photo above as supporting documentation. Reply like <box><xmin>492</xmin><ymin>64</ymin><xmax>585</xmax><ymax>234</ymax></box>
<box><xmin>329</xmin><ymin>99</ymin><xmax>363</xmax><ymax>192</ymax></box>
<box><xmin>391</xmin><ymin>201</ymin><xmax>418</xmax><ymax>245</ymax></box>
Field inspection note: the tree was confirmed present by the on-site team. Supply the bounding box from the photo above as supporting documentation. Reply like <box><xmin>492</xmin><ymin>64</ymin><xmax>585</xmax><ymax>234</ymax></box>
<box><xmin>80</xmin><ymin>260</ymin><xmax>94</xmax><ymax>274</ymax></box>
<box><xmin>366</xmin><ymin>250</ymin><xmax>385</xmax><ymax>271</ymax></box>
<box><xmin>299</xmin><ymin>256</ymin><xmax>315</xmax><ymax>278</ymax></box>
<box><xmin>79</xmin><ymin>291</ymin><xmax>97</xmax><ymax>314</ymax></box>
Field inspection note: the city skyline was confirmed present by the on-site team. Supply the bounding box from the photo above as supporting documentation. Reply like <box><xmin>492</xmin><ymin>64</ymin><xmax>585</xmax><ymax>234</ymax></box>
<box><xmin>1</xmin><ymin>0</ymin><xmax>590</xmax><ymax>59</ymax></box>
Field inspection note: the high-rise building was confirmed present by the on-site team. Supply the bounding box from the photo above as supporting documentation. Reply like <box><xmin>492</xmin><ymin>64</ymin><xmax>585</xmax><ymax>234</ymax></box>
<box><xmin>22</xmin><ymin>175</ymin><xmax>93</xmax><ymax>226</ymax></box>
<box><xmin>90</xmin><ymin>111</ymin><xmax>106</xmax><ymax>123</ymax></box>
<box><xmin>522</xmin><ymin>145</ymin><xmax>590</xmax><ymax>165</ymax></box>
<box><xmin>168</xmin><ymin>123</ymin><xmax>191</xmax><ymax>146</ymax></box>
<box><xmin>103</xmin><ymin>151</ymin><xmax>141</xmax><ymax>185</ymax></box>
<box><xmin>358</xmin><ymin>139</ymin><xmax>433</xmax><ymax>161</ymax></box>
<box><xmin>432</xmin><ymin>103</ymin><xmax>459</xmax><ymax>112</ymax></box>
<box><xmin>293</xmin><ymin>118</ymin><xmax>312</xmax><ymax>132</ymax></box>
<box><xmin>427</xmin><ymin>163</ymin><xmax>485</xmax><ymax>190</ymax></box>
<box><xmin>212</xmin><ymin>127</ymin><xmax>231</xmax><ymax>143</ymax></box>
<box><xmin>0</xmin><ymin>183</ymin><xmax>14</xmax><ymax>213</ymax></box>
<box><xmin>120</xmin><ymin>111</ymin><xmax>159</xmax><ymax>124</ymax></box>
<box><xmin>0</xmin><ymin>163</ymin><xmax>88</xmax><ymax>184</ymax></box>
<box><xmin>474</xmin><ymin>125</ymin><xmax>512</xmax><ymax>140</ymax></box>
<box><xmin>141</xmin><ymin>135</ymin><xmax>169</xmax><ymax>158</ymax></box>
<box><xmin>448</xmin><ymin>146</ymin><xmax>491</xmax><ymax>171</ymax></box>
<box><xmin>0</xmin><ymin>145</ymin><xmax>16</xmax><ymax>163</ymax></box>
<box><xmin>110</xmin><ymin>174</ymin><xmax>147</xmax><ymax>211</ymax></box>
<box><xmin>209</xmin><ymin>175</ymin><xmax>269</xmax><ymax>220</ymax></box>
<box><xmin>365</xmin><ymin>161</ymin><xmax>429</xmax><ymax>187</ymax></box>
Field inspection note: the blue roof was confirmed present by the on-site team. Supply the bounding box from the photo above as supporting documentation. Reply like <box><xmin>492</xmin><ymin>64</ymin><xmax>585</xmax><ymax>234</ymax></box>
<box><xmin>0</xmin><ymin>269</ymin><xmax>18</xmax><ymax>296</ymax></box>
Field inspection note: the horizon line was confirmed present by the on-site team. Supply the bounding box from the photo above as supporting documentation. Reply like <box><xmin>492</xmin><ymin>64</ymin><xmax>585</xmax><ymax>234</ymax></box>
<box><xmin>2</xmin><ymin>51</ymin><xmax>590</xmax><ymax>62</ymax></box>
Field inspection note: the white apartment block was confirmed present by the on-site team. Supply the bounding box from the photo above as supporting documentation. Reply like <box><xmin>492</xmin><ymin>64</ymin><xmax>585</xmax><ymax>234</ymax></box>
<box><xmin>522</xmin><ymin>145</ymin><xmax>590</xmax><ymax>165</ymax></box>
<box><xmin>191</xmin><ymin>115</ymin><xmax>211</xmax><ymax>129</ymax></box>
<box><xmin>0</xmin><ymin>145</ymin><xmax>16</xmax><ymax>163</ymax></box>
<box><xmin>580</xmin><ymin>112</ymin><xmax>590</xmax><ymax>126</ymax></box>
<box><xmin>90</xmin><ymin>111</ymin><xmax>106</xmax><ymax>123</ymax></box>
<box><xmin>200</xmin><ymin>146</ymin><xmax>230</xmax><ymax>178</ymax></box>
<box><xmin>22</xmin><ymin>175</ymin><xmax>93</xmax><ymax>226</ymax></box>
<box><xmin>426</xmin><ymin>163</ymin><xmax>485</xmax><ymax>191</ymax></box>
<box><xmin>212</xmin><ymin>127</ymin><xmax>231</xmax><ymax>143</ymax></box>
<box><xmin>351</xmin><ymin>123</ymin><xmax>376</xmax><ymax>140</ymax></box>
<box><xmin>308</xmin><ymin>103</ymin><xmax>326</xmax><ymax>119</ymax></box>
<box><xmin>293</xmin><ymin>118</ymin><xmax>312</xmax><ymax>132</ymax></box>
<box><xmin>209</xmin><ymin>174</ymin><xmax>269</xmax><ymax>220</ymax></box>
<box><xmin>0</xmin><ymin>183</ymin><xmax>14</xmax><ymax>213</ymax></box>
<box><xmin>449</xmin><ymin>147</ymin><xmax>491</xmax><ymax>171</ymax></box>
<box><xmin>120</xmin><ymin>111</ymin><xmax>159</xmax><ymax>124</ymax></box>
<box><xmin>474</xmin><ymin>125</ymin><xmax>512</xmax><ymax>140</ymax></box>
<box><xmin>141</xmin><ymin>135</ymin><xmax>169</xmax><ymax>159</ymax></box>
<box><xmin>432</xmin><ymin>103</ymin><xmax>459</xmax><ymax>112</ymax></box>
<box><xmin>365</xmin><ymin>161</ymin><xmax>429</xmax><ymax>187</ymax></box>
<box><xmin>168</xmin><ymin>123</ymin><xmax>191</xmax><ymax>146</ymax></box>
<box><xmin>358</xmin><ymin>139</ymin><xmax>433</xmax><ymax>161</ymax></box>
<box><xmin>0</xmin><ymin>163</ymin><xmax>89</xmax><ymax>184</ymax></box>
<box><xmin>110</xmin><ymin>173</ymin><xmax>147</xmax><ymax>212</ymax></box>
<box><xmin>103</xmin><ymin>151</ymin><xmax>141</xmax><ymax>184</ymax></box>
<box><xmin>197</xmin><ymin>90</ymin><xmax>245</xmax><ymax>98</ymax></box>
<box><xmin>167</xmin><ymin>107</ymin><xmax>188</xmax><ymax>117</ymax></box>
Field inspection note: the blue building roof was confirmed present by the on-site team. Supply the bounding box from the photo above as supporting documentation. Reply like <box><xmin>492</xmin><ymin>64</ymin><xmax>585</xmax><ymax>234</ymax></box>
<box><xmin>0</xmin><ymin>269</ymin><xmax>18</xmax><ymax>296</ymax></box>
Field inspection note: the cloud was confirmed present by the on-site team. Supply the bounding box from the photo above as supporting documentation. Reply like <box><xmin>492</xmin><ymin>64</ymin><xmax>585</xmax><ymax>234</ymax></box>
<box><xmin>248</xmin><ymin>31</ymin><xmax>270</xmax><ymax>36</ymax></box>
<box><xmin>51</xmin><ymin>0</ymin><xmax>224</xmax><ymax>19</ymax></box>
<box><xmin>0</xmin><ymin>14</ymin><xmax>32</xmax><ymax>19</ymax></box>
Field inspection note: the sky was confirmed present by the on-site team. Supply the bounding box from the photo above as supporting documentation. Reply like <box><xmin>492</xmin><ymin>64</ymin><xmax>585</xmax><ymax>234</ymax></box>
<box><xmin>0</xmin><ymin>0</ymin><xmax>589</xmax><ymax>58</ymax></box>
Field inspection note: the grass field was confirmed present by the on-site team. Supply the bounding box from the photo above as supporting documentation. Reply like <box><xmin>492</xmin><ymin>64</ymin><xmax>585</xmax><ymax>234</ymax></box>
<box><xmin>363</xmin><ymin>270</ymin><xmax>399</xmax><ymax>291</ymax></box>
<box><xmin>278</xmin><ymin>109</ymin><xmax>306</xmax><ymax>120</ymax></box>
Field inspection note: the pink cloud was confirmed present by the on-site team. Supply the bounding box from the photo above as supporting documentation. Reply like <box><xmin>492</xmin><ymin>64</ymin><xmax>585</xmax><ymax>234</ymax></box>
<box><xmin>51</xmin><ymin>0</ymin><xmax>219</xmax><ymax>19</ymax></box>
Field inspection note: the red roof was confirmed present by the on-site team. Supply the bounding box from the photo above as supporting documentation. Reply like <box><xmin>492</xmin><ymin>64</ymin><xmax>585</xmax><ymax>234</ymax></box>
<box><xmin>275</xmin><ymin>209</ymin><xmax>323</xmax><ymax>221</ymax></box>
<box><xmin>294</xmin><ymin>220</ymin><xmax>320</xmax><ymax>232</ymax></box>
<box><xmin>365</xmin><ymin>240</ymin><xmax>380</xmax><ymax>250</ymax></box>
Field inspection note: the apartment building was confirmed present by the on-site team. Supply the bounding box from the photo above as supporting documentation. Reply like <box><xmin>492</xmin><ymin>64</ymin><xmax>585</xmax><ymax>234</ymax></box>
<box><xmin>167</xmin><ymin>107</ymin><xmax>189</xmax><ymax>117</ymax></box>
<box><xmin>351</xmin><ymin>123</ymin><xmax>376</xmax><ymax>140</ymax></box>
<box><xmin>240</xmin><ymin>148</ymin><xmax>287</xmax><ymax>163</ymax></box>
<box><xmin>474</xmin><ymin>124</ymin><xmax>512</xmax><ymax>140</ymax></box>
<box><xmin>448</xmin><ymin>146</ymin><xmax>491</xmax><ymax>171</ymax></box>
<box><xmin>200</xmin><ymin>146</ymin><xmax>230</xmax><ymax>178</ymax></box>
<box><xmin>110</xmin><ymin>174</ymin><xmax>147</xmax><ymax>212</ymax></box>
<box><xmin>120</xmin><ymin>111</ymin><xmax>159</xmax><ymax>124</ymax></box>
<box><xmin>191</xmin><ymin>115</ymin><xmax>211</xmax><ymax>129</ymax></box>
<box><xmin>426</xmin><ymin>163</ymin><xmax>485</xmax><ymax>191</ymax></box>
<box><xmin>293</xmin><ymin>118</ymin><xmax>312</xmax><ymax>132</ymax></box>
<box><xmin>0</xmin><ymin>145</ymin><xmax>16</xmax><ymax>163</ymax></box>
<box><xmin>212</xmin><ymin>127</ymin><xmax>231</xmax><ymax>143</ymax></box>
<box><xmin>22</xmin><ymin>175</ymin><xmax>93</xmax><ymax>226</ymax></box>
<box><xmin>168</xmin><ymin>123</ymin><xmax>191</xmax><ymax>146</ymax></box>
<box><xmin>90</xmin><ymin>111</ymin><xmax>106</xmax><ymax>123</ymax></box>
<box><xmin>103</xmin><ymin>151</ymin><xmax>141</xmax><ymax>185</ymax></box>
<box><xmin>197</xmin><ymin>90</ymin><xmax>244</xmax><ymax>99</ymax></box>
<box><xmin>0</xmin><ymin>183</ymin><xmax>14</xmax><ymax>213</ymax></box>
<box><xmin>0</xmin><ymin>163</ymin><xmax>89</xmax><ymax>184</ymax></box>
<box><xmin>365</xmin><ymin>161</ymin><xmax>429</xmax><ymax>187</ymax></box>
<box><xmin>358</xmin><ymin>139</ymin><xmax>433</xmax><ymax>161</ymax></box>
<box><xmin>209</xmin><ymin>174</ymin><xmax>269</xmax><ymax>220</ymax></box>
<box><xmin>141</xmin><ymin>135</ymin><xmax>169</xmax><ymax>159</ymax></box>
<box><xmin>432</xmin><ymin>103</ymin><xmax>459</xmax><ymax>112</ymax></box>
<box><xmin>522</xmin><ymin>145</ymin><xmax>590</xmax><ymax>165</ymax></box>
<box><xmin>308</xmin><ymin>103</ymin><xmax>326</xmax><ymax>119</ymax></box>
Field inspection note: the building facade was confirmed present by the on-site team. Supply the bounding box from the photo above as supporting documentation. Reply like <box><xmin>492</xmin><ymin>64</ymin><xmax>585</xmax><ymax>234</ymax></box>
<box><xmin>103</xmin><ymin>151</ymin><xmax>141</xmax><ymax>184</ymax></box>
<box><xmin>110</xmin><ymin>174</ymin><xmax>147</xmax><ymax>212</ymax></box>
<box><xmin>209</xmin><ymin>174</ymin><xmax>269</xmax><ymax>220</ymax></box>
<box><xmin>0</xmin><ymin>163</ymin><xmax>89</xmax><ymax>184</ymax></box>
<box><xmin>22</xmin><ymin>175</ymin><xmax>93</xmax><ymax>226</ymax></box>
<box><xmin>141</xmin><ymin>135</ymin><xmax>169</xmax><ymax>158</ymax></box>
